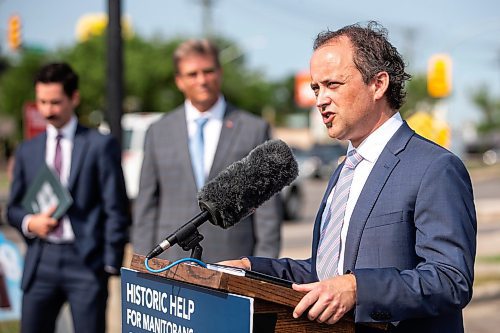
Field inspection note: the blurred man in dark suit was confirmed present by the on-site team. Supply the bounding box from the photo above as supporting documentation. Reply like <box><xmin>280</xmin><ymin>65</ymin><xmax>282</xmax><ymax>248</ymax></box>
<box><xmin>7</xmin><ymin>62</ymin><xmax>130</xmax><ymax>333</ymax></box>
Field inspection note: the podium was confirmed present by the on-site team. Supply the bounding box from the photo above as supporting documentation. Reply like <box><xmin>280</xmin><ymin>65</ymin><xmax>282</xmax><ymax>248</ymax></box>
<box><xmin>124</xmin><ymin>254</ymin><xmax>387</xmax><ymax>333</ymax></box>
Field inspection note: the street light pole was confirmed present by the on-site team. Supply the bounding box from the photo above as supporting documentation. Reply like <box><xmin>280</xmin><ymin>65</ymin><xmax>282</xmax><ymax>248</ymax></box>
<box><xmin>106</xmin><ymin>0</ymin><xmax>123</xmax><ymax>148</ymax></box>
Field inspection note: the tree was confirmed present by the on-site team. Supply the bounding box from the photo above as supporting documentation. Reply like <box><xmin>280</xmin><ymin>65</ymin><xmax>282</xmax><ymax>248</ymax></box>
<box><xmin>400</xmin><ymin>73</ymin><xmax>439</xmax><ymax>118</ymax></box>
<box><xmin>5</xmin><ymin>34</ymin><xmax>450</xmax><ymax>141</ymax></box>
<box><xmin>0</xmin><ymin>51</ymin><xmax>47</xmax><ymax>138</ymax></box>
<box><xmin>59</xmin><ymin>34</ymin><xmax>281</xmax><ymax>123</ymax></box>
<box><xmin>471</xmin><ymin>85</ymin><xmax>500</xmax><ymax>133</ymax></box>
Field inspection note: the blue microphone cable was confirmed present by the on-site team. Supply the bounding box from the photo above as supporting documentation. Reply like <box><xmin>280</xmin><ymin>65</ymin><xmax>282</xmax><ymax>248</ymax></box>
<box><xmin>144</xmin><ymin>257</ymin><xmax>207</xmax><ymax>274</ymax></box>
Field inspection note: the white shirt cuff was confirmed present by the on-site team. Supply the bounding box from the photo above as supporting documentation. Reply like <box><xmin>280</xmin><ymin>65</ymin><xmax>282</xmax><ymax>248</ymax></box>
<box><xmin>21</xmin><ymin>214</ymin><xmax>37</xmax><ymax>238</ymax></box>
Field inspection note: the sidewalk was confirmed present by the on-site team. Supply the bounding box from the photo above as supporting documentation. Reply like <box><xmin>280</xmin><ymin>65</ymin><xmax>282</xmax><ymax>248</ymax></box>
<box><xmin>472</xmin><ymin>204</ymin><xmax>500</xmax><ymax>303</ymax></box>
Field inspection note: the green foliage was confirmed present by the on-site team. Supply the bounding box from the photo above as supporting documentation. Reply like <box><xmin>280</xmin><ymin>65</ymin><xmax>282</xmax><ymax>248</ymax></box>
<box><xmin>0</xmin><ymin>321</ymin><xmax>20</xmax><ymax>333</ymax></box>
<box><xmin>267</xmin><ymin>75</ymin><xmax>305</xmax><ymax>124</ymax></box>
<box><xmin>123</xmin><ymin>37</ymin><xmax>183</xmax><ymax>112</ymax></box>
<box><xmin>214</xmin><ymin>37</ymin><xmax>277</xmax><ymax>116</ymax></box>
<box><xmin>60</xmin><ymin>35</ymin><xmax>107</xmax><ymax>121</ymax></box>
<box><xmin>0</xmin><ymin>33</ymin><xmax>458</xmax><ymax>141</ymax></box>
<box><xmin>471</xmin><ymin>85</ymin><xmax>500</xmax><ymax>133</ymax></box>
<box><xmin>400</xmin><ymin>73</ymin><xmax>439</xmax><ymax>118</ymax></box>
<box><xmin>0</xmin><ymin>51</ymin><xmax>47</xmax><ymax>139</ymax></box>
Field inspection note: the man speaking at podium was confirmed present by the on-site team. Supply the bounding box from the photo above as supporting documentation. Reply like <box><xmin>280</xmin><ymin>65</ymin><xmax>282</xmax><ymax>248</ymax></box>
<box><xmin>222</xmin><ymin>22</ymin><xmax>476</xmax><ymax>332</ymax></box>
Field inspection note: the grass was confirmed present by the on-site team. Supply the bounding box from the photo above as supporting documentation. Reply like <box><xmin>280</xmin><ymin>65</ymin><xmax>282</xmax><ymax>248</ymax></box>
<box><xmin>474</xmin><ymin>255</ymin><xmax>500</xmax><ymax>286</ymax></box>
<box><xmin>474</xmin><ymin>274</ymin><xmax>500</xmax><ymax>286</ymax></box>
<box><xmin>0</xmin><ymin>168</ymin><xmax>8</xmax><ymax>193</ymax></box>
<box><xmin>0</xmin><ymin>321</ymin><xmax>20</xmax><ymax>333</ymax></box>
<box><xmin>477</xmin><ymin>255</ymin><xmax>500</xmax><ymax>264</ymax></box>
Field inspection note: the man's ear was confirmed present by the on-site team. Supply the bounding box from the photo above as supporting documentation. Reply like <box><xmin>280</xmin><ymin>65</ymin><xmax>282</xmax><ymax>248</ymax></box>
<box><xmin>372</xmin><ymin>71</ymin><xmax>389</xmax><ymax>101</ymax></box>
<box><xmin>174</xmin><ymin>74</ymin><xmax>185</xmax><ymax>93</ymax></box>
<box><xmin>71</xmin><ymin>90</ymin><xmax>81</xmax><ymax>108</ymax></box>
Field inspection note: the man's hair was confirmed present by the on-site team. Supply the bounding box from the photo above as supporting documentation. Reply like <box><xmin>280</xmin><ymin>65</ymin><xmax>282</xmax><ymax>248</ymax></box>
<box><xmin>313</xmin><ymin>21</ymin><xmax>411</xmax><ymax>110</ymax></box>
<box><xmin>173</xmin><ymin>39</ymin><xmax>220</xmax><ymax>74</ymax></box>
<box><xmin>34</xmin><ymin>62</ymin><xmax>79</xmax><ymax>98</ymax></box>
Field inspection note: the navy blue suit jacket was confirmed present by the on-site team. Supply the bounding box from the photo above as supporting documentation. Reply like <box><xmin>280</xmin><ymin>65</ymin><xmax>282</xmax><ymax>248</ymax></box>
<box><xmin>7</xmin><ymin>124</ymin><xmax>131</xmax><ymax>290</ymax></box>
<box><xmin>250</xmin><ymin>122</ymin><xmax>476</xmax><ymax>332</ymax></box>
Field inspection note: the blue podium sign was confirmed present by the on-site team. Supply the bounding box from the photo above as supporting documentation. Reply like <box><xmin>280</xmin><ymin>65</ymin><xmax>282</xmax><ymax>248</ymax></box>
<box><xmin>0</xmin><ymin>232</ymin><xmax>23</xmax><ymax>322</ymax></box>
<box><xmin>121</xmin><ymin>268</ymin><xmax>253</xmax><ymax>333</ymax></box>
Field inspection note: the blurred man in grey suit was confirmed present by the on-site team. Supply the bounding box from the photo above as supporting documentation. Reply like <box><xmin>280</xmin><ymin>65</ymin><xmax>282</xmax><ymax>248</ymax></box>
<box><xmin>131</xmin><ymin>39</ymin><xmax>282</xmax><ymax>263</ymax></box>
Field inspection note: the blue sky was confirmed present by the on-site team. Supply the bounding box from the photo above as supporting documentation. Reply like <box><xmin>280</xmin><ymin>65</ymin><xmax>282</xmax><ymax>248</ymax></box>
<box><xmin>1</xmin><ymin>0</ymin><xmax>500</xmax><ymax>129</ymax></box>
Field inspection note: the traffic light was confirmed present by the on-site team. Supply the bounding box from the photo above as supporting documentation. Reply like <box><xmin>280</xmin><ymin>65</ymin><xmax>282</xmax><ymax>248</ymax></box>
<box><xmin>7</xmin><ymin>14</ymin><xmax>22</xmax><ymax>51</ymax></box>
<box><xmin>427</xmin><ymin>54</ymin><xmax>452</xmax><ymax>98</ymax></box>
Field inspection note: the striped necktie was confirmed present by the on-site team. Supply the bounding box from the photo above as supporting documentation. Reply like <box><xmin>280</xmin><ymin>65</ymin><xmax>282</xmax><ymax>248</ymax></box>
<box><xmin>316</xmin><ymin>149</ymin><xmax>363</xmax><ymax>280</ymax></box>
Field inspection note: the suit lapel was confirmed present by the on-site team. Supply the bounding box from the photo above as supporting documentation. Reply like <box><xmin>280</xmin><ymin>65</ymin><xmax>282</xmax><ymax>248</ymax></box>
<box><xmin>172</xmin><ymin>108</ymin><xmax>196</xmax><ymax>187</ymax></box>
<box><xmin>33</xmin><ymin>133</ymin><xmax>47</xmax><ymax>173</ymax></box>
<box><xmin>343</xmin><ymin>122</ymin><xmax>414</xmax><ymax>271</ymax></box>
<box><xmin>209</xmin><ymin>105</ymin><xmax>239</xmax><ymax>178</ymax></box>
<box><xmin>68</xmin><ymin>125</ymin><xmax>88</xmax><ymax>190</ymax></box>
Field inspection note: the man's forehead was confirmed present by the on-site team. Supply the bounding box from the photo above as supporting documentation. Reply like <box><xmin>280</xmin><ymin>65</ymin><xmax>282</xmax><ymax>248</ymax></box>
<box><xmin>179</xmin><ymin>54</ymin><xmax>216</xmax><ymax>65</ymax></box>
<box><xmin>314</xmin><ymin>35</ymin><xmax>351</xmax><ymax>50</ymax></box>
<box><xmin>311</xmin><ymin>42</ymin><xmax>353</xmax><ymax>67</ymax></box>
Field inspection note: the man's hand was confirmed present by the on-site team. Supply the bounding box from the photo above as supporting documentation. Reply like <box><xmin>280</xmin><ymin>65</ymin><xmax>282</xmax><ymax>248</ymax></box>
<box><xmin>27</xmin><ymin>206</ymin><xmax>58</xmax><ymax>238</ymax></box>
<box><xmin>292</xmin><ymin>274</ymin><xmax>357</xmax><ymax>325</ymax></box>
<box><xmin>217</xmin><ymin>258</ymin><xmax>252</xmax><ymax>270</ymax></box>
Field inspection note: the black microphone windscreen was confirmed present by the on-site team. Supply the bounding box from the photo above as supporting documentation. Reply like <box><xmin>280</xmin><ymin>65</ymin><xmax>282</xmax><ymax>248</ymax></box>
<box><xmin>197</xmin><ymin>139</ymin><xmax>298</xmax><ymax>229</ymax></box>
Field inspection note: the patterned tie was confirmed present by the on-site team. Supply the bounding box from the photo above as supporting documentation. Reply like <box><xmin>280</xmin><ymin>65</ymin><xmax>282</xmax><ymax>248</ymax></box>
<box><xmin>52</xmin><ymin>132</ymin><xmax>64</xmax><ymax>237</ymax></box>
<box><xmin>316</xmin><ymin>149</ymin><xmax>363</xmax><ymax>280</ymax></box>
<box><xmin>54</xmin><ymin>133</ymin><xmax>63</xmax><ymax>177</ymax></box>
<box><xmin>190</xmin><ymin>118</ymin><xmax>209</xmax><ymax>189</ymax></box>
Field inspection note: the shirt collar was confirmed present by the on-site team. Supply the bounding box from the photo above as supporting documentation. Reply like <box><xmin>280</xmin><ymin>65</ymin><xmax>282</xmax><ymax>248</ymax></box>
<box><xmin>347</xmin><ymin>112</ymin><xmax>403</xmax><ymax>163</ymax></box>
<box><xmin>46</xmin><ymin>115</ymin><xmax>78</xmax><ymax>140</ymax></box>
<box><xmin>185</xmin><ymin>95</ymin><xmax>226</xmax><ymax>123</ymax></box>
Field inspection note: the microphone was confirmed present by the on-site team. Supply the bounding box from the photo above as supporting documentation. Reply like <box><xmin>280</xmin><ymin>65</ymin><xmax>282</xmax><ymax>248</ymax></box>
<box><xmin>146</xmin><ymin>139</ymin><xmax>298</xmax><ymax>259</ymax></box>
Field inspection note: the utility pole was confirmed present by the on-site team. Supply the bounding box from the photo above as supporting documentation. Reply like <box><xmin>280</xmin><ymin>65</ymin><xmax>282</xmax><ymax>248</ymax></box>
<box><xmin>107</xmin><ymin>0</ymin><xmax>123</xmax><ymax>148</ymax></box>
<box><xmin>197</xmin><ymin>0</ymin><xmax>215</xmax><ymax>37</ymax></box>
<box><xmin>402</xmin><ymin>27</ymin><xmax>417</xmax><ymax>70</ymax></box>
<box><xmin>497</xmin><ymin>48</ymin><xmax>500</xmax><ymax>96</ymax></box>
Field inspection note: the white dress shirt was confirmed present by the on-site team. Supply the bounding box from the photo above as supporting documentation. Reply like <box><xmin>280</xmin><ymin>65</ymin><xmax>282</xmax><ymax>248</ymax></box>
<box><xmin>321</xmin><ymin>113</ymin><xmax>404</xmax><ymax>275</ymax></box>
<box><xmin>184</xmin><ymin>95</ymin><xmax>226</xmax><ymax>178</ymax></box>
<box><xmin>22</xmin><ymin>116</ymin><xmax>78</xmax><ymax>242</ymax></box>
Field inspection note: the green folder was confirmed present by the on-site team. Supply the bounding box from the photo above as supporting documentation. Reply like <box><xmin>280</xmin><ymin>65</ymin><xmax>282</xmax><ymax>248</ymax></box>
<box><xmin>21</xmin><ymin>163</ymin><xmax>73</xmax><ymax>219</ymax></box>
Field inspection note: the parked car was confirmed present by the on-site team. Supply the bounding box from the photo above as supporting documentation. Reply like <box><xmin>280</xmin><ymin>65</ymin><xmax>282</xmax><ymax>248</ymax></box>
<box><xmin>464</xmin><ymin>138</ymin><xmax>500</xmax><ymax>166</ymax></box>
<box><xmin>280</xmin><ymin>179</ymin><xmax>303</xmax><ymax>221</ymax></box>
<box><xmin>291</xmin><ymin>147</ymin><xmax>321</xmax><ymax>179</ymax></box>
<box><xmin>308</xmin><ymin>143</ymin><xmax>346</xmax><ymax>179</ymax></box>
<box><xmin>106</xmin><ymin>113</ymin><xmax>304</xmax><ymax>221</ymax></box>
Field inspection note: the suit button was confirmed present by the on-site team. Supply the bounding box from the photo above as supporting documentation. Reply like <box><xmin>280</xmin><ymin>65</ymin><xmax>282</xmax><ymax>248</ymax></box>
<box><xmin>380</xmin><ymin>312</ymin><xmax>392</xmax><ymax>320</ymax></box>
<box><xmin>370</xmin><ymin>311</ymin><xmax>392</xmax><ymax>321</ymax></box>
<box><xmin>370</xmin><ymin>311</ymin><xmax>381</xmax><ymax>320</ymax></box>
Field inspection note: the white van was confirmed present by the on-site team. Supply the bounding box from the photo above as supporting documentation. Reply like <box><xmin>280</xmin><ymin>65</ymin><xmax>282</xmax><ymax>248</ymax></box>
<box><xmin>99</xmin><ymin>113</ymin><xmax>163</xmax><ymax>199</ymax></box>
<box><xmin>120</xmin><ymin>113</ymin><xmax>163</xmax><ymax>199</ymax></box>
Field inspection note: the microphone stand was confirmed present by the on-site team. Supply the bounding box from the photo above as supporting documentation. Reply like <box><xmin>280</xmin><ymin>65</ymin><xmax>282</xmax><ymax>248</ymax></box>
<box><xmin>176</xmin><ymin>201</ymin><xmax>225</xmax><ymax>259</ymax></box>
<box><xmin>178</xmin><ymin>228</ymin><xmax>204</xmax><ymax>260</ymax></box>
<box><xmin>146</xmin><ymin>202</ymin><xmax>221</xmax><ymax>260</ymax></box>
